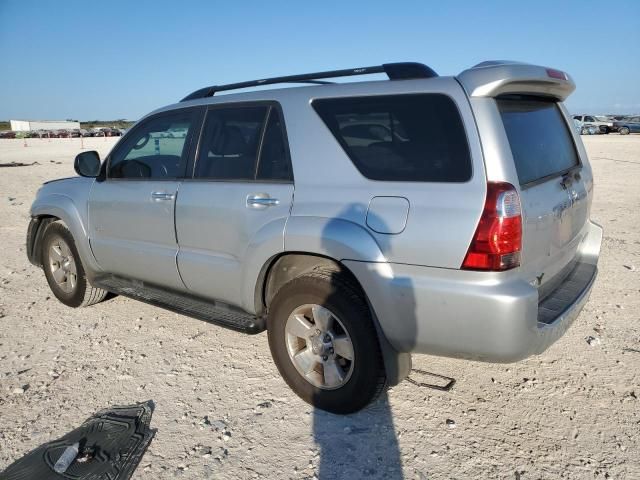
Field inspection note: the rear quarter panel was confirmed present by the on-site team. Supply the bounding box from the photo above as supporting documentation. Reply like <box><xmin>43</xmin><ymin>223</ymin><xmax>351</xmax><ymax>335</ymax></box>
<box><xmin>279</xmin><ymin>78</ymin><xmax>487</xmax><ymax>269</ymax></box>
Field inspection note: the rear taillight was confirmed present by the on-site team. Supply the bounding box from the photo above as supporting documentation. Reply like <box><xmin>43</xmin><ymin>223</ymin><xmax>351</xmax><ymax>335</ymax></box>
<box><xmin>462</xmin><ymin>182</ymin><xmax>522</xmax><ymax>271</ymax></box>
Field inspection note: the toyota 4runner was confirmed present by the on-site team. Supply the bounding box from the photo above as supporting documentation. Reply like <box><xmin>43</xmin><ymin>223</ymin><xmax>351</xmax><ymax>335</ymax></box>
<box><xmin>26</xmin><ymin>61</ymin><xmax>602</xmax><ymax>413</ymax></box>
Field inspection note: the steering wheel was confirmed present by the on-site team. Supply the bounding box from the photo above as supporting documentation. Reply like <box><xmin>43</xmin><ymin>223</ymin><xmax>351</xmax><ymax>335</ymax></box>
<box><xmin>133</xmin><ymin>133</ymin><xmax>150</xmax><ymax>150</ymax></box>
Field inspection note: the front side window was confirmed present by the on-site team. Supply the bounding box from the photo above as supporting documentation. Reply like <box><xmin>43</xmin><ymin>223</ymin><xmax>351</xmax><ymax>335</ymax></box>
<box><xmin>312</xmin><ymin>94</ymin><xmax>472</xmax><ymax>182</ymax></box>
<box><xmin>108</xmin><ymin>109</ymin><xmax>197</xmax><ymax>179</ymax></box>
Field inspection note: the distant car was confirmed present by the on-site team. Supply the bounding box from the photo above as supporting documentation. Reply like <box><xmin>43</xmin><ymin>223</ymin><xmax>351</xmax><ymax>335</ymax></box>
<box><xmin>0</xmin><ymin>131</ymin><xmax>16</xmax><ymax>139</ymax></box>
<box><xmin>79</xmin><ymin>129</ymin><xmax>91</xmax><ymax>137</ymax></box>
<box><xmin>572</xmin><ymin>119</ymin><xmax>598</xmax><ymax>135</ymax></box>
<box><xmin>613</xmin><ymin>116</ymin><xmax>640</xmax><ymax>135</ymax></box>
<box><xmin>572</xmin><ymin>115</ymin><xmax>614</xmax><ymax>133</ymax></box>
<box><xmin>167</xmin><ymin>127</ymin><xmax>188</xmax><ymax>138</ymax></box>
<box><xmin>100</xmin><ymin>128</ymin><xmax>118</xmax><ymax>137</ymax></box>
<box><xmin>69</xmin><ymin>129</ymin><xmax>82</xmax><ymax>138</ymax></box>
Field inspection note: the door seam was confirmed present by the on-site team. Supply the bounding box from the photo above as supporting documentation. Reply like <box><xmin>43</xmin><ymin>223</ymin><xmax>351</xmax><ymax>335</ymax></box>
<box><xmin>173</xmin><ymin>181</ymin><xmax>188</xmax><ymax>289</ymax></box>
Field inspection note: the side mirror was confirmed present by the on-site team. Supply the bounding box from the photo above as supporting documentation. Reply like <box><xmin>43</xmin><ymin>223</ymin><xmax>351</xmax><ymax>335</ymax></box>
<box><xmin>74</xmin><ymin>151</ymin><xmax>101</xmax><ymax>177</ymax></box>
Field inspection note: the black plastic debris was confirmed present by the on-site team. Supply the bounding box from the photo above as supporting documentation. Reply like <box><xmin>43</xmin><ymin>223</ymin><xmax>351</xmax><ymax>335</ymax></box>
<box><xmin>1</xmin><ymin>400</ymin><xmax>156</xmax><ymax>480</ymax></box>
<box><xmin>0</xmin><ymin>161</ymin><xmax>40</xmax><ymax>168</ymax></box>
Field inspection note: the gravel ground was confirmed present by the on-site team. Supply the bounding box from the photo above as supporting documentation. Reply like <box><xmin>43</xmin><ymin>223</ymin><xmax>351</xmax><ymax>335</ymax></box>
<box><xmin>0</xmin><ymin>135</ymin><xmax>639</xmax><ymax>479</ymax></box>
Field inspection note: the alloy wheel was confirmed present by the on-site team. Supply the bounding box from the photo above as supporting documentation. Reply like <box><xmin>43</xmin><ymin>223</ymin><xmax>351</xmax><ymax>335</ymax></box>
<box><xmin>284</xmin><ymin>304</ymin><xmax>355</xmax><ymax>390</ymax></box>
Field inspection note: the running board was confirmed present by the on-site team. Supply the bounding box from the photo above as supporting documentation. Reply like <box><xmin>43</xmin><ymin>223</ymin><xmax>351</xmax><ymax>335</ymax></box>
<box><xmin>94</xmin><ymin>276</ymin><xmax>265</xmax><ymax>334</ymax></box>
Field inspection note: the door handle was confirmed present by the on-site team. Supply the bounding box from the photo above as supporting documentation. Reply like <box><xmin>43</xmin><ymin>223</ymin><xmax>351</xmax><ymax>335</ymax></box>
<box><xmin>151</xmin><ymin>191</ymin><xmax>175</xmax><ymax>201</ymax></box>
<box><xmin>246</xmin><ymin>195</ymin><xmax>280</xmax><ymax>208</ymax></box>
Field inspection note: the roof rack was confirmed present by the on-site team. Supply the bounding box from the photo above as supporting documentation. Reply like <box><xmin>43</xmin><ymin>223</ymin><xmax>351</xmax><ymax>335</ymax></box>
<box><xmin>180</xmin><ymin>62</ymin><xmax>438</xmax><ymax>102</ymax></box>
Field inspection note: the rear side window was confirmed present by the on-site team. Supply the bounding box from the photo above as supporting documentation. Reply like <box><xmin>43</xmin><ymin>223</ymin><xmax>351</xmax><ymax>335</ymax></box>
<box><xmin>312</xmin><ymin>94</ymin><xmax>471</xmax><ymax>182</ymax></box>
<box><xmin>195</xmin><ymin>106</ymin><xmax>268</xmax><ymax>180</ymax></box>
<box><xmin>256</xmin><ymin>109</ymin><xmax>292</xmax><ymax>181</ymax></box>
<box><xmin>194</xmin><ymin>105</ymin><xmax>292</xmax><ymax>181</ymax></box>
<box><xmin>498</xmin><ymin>97</ymin><xmax>580</xmax><ymax>185</ymax></box>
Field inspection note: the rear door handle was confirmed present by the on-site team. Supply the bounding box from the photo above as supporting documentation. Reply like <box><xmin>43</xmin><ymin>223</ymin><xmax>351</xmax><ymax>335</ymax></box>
<box><xmin>151</xmin><ymin>191</ymin><xmax>175</xmax><ymax>201</ymax></box>
<box><xmin>246</xmin><ymin>195</ymin><xmax>280</xmax><ymax>208</ymax></box>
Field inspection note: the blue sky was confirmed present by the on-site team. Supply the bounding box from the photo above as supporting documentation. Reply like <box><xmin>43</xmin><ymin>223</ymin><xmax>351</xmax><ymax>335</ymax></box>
<box><xmin>1</xmin><ymin>0</ymin><xmax>639</xmax><ymax>121</ymax></box>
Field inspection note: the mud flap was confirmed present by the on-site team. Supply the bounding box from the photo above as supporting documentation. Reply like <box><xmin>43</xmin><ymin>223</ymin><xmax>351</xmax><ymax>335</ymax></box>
<box><xmin>368</xmin><ymin>307</ymin><xmax>412</xmax><ymax>386</ymax></box>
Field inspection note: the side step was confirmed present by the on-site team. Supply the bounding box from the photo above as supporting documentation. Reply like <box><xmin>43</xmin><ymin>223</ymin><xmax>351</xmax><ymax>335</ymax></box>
<box><xmin>94</xmin><ymin>276</ymin><xmax>265</xmax><ymax>334</ymax></box>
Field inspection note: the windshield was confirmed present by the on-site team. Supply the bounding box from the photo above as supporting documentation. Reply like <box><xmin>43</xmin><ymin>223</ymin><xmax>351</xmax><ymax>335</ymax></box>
<box><xmin>497</xmin><ymin>96</ymin><xmax>580</xmax><ymax>185</ymax></box>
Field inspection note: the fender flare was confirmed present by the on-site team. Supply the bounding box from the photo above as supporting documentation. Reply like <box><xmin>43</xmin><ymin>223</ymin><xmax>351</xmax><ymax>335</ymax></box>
<box><xmin>241</xmin><ymin>215</ymin><xmax>387</xmax><ymax>314</ymax></box>
<box><xmin>242</xmin><ymin>216</ymin><xmax>412</xmax><ymax>386</ymax></box>
<box><xmin>30</xmin><ymin>194</ymin><xmax>102</xmax><ymax>278</ymax></box>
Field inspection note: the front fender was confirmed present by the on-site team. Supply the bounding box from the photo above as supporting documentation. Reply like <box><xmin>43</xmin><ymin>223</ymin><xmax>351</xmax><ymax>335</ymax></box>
<box><xmin>30</xmin><ymin>193</ymin><xmax>103</xmax><ymax>278</ymax></box>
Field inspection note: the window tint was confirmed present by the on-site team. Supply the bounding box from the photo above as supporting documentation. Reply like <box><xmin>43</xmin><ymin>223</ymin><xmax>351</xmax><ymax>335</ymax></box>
<box><xmin>256</xmin><ymin>109</ymin><xmax>292</xmax><ymax>181</ymax></box>
<box><xmin>109</xmin><ymin>110</ymin><xmax>196</xmax><ymax>179</ymax></box>
<box><xmin>194</xmin><ymin>106</ymin><xmax>268</xmax><ymax>180</ymax></box>
<box><xmin>312</xmin><ymin>94</ymin><xmax>471</xmax><ymax>182</ymax></box>
<box><xmin>497</xmin><ymin>97</ymin><xmax>579</xmax><ymax>185</ymax></box>
<box><xmin>584</xmin><ymin>116</ymin><xmax>595</xmax><ymax>122</ymax></box>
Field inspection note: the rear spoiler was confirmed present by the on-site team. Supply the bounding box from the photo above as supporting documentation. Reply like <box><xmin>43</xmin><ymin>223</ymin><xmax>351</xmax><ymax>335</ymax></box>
<box><xmin>456</xmin><ymin>60</ymin><xmax>575</xmax><ymax>101</ymax></box>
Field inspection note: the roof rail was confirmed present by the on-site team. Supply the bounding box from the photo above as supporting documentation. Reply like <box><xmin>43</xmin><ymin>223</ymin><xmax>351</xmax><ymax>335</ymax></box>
<box><xmin>180</xmin><ymin>62</ymin><xmax>438</xmax><ymax>102</ymax></box>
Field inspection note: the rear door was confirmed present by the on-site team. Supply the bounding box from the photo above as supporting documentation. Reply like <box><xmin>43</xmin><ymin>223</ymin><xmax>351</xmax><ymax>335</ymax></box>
<box><xmin>88</xmin><ymin>107</ymin><xmax>201</xmax><ymax>290</ymax></box>
<box><xmin>497</xmin><ymin>96</ymin><xmax>591</xmax><ymax>290</ymax></box>
<box><xmin>175</xmin><ymin>103</ymin><xmax>294</xmax><ymax>307</ymax></box>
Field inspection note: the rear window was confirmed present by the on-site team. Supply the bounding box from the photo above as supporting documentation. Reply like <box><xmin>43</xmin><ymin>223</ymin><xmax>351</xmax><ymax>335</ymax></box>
<box><xmin>312</xmin><ymin>94</ymin><xmax>472</xmax><ymax>182</ymax></box>
<box><xmin>497</xmin><ymin>97</ymin><xmax>579</xmax><ymax>185</ymax></box>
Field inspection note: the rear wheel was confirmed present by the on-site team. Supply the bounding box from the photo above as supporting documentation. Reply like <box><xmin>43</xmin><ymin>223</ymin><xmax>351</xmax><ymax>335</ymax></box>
<box><xmin>619</xmin><ymin>126</ymin><xmax>630</xmax><ymax>135</ymax></box>
<box><xmin>41</xmin><ymin>221</ymin><xmax>108</xmax><ymax>308</ymax></box>
<box><xmin>267</xmin><ymin>268</ymin><xmax>386</xmax><ymax>414</ymax></box>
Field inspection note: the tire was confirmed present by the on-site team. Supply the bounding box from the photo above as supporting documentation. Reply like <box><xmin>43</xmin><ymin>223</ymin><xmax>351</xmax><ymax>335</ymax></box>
<box><xmin>41</xmin><ymin>221</ymin><xmax>108</xmax><ymax>308</ymax></box>
<box><xmin>267</xmin><ymin>267</ymin><xmax>386</xmax><ymax>414</ymax></box>
<box><xmin>581</xmin><ymin>127</ymin><xmax>589</xmax><ymax>135</ymax></box>
<box><xmin>619</xmin><ymin>126</ymin><xmax>630</xmax><ymax>135</ymax></box>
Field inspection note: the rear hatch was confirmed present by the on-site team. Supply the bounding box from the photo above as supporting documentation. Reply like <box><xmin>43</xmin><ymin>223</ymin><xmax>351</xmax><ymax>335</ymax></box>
<box><xmin>496</xmin><ymin>95</ymin><xmax>591</xmax><ymax>295</ymax></box>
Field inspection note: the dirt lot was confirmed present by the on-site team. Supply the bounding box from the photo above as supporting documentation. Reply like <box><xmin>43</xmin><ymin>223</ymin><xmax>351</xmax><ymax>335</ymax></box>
<box><xmin>0</xmin><ymin>135</ymin><xmax>639</xmax><ymax>479</ymax></box>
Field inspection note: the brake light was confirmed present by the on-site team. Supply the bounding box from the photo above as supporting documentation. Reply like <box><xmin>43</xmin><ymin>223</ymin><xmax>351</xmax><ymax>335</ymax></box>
<box><xmin>462</xmin><ymin>182</ymin><xmax>522</xmax><ymax>271</ymax></box>
<box><xmin>546</xmin><ymin>68</ymin><xmax>567</xmax><ymax>81</ymax></box>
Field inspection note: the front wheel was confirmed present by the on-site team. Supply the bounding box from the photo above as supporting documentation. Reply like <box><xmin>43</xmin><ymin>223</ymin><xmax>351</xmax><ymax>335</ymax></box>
<box><xmin>619</xmin><ymin>126</ymin><xmax>630</xmax><ymax>135</ymax></box>
<box><xmin>267</xmin><ymin>268</ymin><xmax>386</xmax><ymax>414</ymax></box>
<box><xmin>41</xmin><ymin>221</ymin><xmax>108</xmax><ymax>308</ymax></box>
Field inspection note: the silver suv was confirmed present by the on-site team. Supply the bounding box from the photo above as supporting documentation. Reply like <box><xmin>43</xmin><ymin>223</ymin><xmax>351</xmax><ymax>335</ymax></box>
<box><xmin>26</xmin><ymin>61</ymin><xmax>602</xmax><ymax>414</ymax></box>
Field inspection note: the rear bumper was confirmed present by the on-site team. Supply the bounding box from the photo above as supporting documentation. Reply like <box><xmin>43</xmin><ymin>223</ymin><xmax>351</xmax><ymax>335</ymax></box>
<box><xmin>345</xmin><ymin>221</ymin><xmax>603</xmax><ymax>363</ymax></box>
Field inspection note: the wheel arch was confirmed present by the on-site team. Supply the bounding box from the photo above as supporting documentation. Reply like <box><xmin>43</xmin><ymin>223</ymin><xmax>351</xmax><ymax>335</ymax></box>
<box><xmin>30</xmin><ymin>194</ymin><xmax>102</xmax><ymax>278</ymax></box>
<box><xmin>256</xmin><ymin>251</ymin><xmax>411</xmax><ymax>386</ymax></box>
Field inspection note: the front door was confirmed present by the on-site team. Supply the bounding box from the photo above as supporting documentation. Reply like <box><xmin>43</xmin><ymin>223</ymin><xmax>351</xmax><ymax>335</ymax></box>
<box><xmin>88</xmin><ymin>107</ymin><xmax>201</xmax><ymax>290</ymax></box>
<box><xmin>175</xmin><ymin>103</ymin><xmax>294</xmax><ymax>307</ymax></box>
